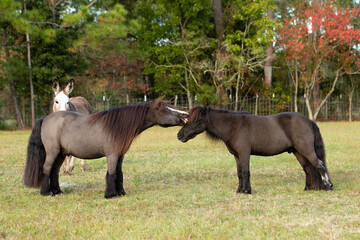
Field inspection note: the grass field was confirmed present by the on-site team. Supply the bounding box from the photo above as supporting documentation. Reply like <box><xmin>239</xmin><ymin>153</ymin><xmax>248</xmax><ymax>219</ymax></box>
<box><xmin>0</xmin><ymin>122</ymin><xmax>359</xmax><ymax>239</ymax></box>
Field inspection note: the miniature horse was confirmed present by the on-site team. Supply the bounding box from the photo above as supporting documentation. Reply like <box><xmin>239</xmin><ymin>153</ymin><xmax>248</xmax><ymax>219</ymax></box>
<box><xmin>52</xmin><ymin>77</ymin><xmax>91</xmax><ymax>174</ymax></box>
<box><xmin>177</xmin><ymin>106</ymin><xmax>333</xmax><ymax>194</ymax></box>
<box><xmin>24</xmin><ymin>100</ymin><xmax>187</xmax><ymax>198</ymax></box>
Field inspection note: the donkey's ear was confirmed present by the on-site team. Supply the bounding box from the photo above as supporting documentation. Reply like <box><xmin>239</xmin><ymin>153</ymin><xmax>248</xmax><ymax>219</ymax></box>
<box><xmin>51</xmin><ymin>77</ymin><xmax>60</xmax><ymax>94</ymax></box>
<box><xmin>65</xmin><ymin>79</ymin><xmax>75</xmax><ymax>94</ymax></box>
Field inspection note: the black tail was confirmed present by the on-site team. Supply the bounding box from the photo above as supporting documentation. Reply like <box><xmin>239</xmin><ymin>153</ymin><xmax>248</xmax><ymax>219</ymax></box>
<box><xmin>312</xmin><ymin>121</ymin><xmax>327</xmax><ymax>171</ymax></box>
<box><xmin>312</xmin><ymin>121</ymin><xmax>333</xmax><ymax>190</ymax></box>
<box><xmin>23</xmin><ymin>119</ymin><xmax>46</xmax><ymax>188</ymax></box>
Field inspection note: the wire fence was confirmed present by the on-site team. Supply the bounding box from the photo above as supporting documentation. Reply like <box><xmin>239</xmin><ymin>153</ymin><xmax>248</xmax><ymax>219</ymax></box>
<box><xmin>1</xmin><ymin>92</ymin><xmax>359</xmax><ymax>128</ymax></box>
<box><xmin>68</xmin><ymin>92</ymin><xmax>360</xmax><ymax>121</ymax></box>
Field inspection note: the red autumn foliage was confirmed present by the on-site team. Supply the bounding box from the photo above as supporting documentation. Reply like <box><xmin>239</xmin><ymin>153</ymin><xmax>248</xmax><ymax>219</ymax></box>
<box><xmin>277</xmin><ymin>1</ymin><xmax>360</xmax><ymax>79</ymax></box>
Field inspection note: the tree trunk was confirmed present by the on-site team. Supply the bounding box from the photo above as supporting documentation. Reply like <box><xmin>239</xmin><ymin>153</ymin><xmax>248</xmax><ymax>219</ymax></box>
<box><xmin>294</xmin><ymin>65</ymin><xmax>298</xmax><ymax>112</ymax></box>
<box><xmin>313</xmin><ymin>70</ymin><xmax>341</xmax><ymax>121</ymax></box>
<box><xmin>22</xmin><ymin>96</ymin><xmax>26</xmax><ymax>125</ymax></box>
<box><xmin>212</xmin><ymin>0</ymin><xmax>224</xmax><ymax>52</ymax></box>
<box><xmin>264</xmin><ymin>10</ymin><xmax>274</xmax><ymax>88</ymax></box>
<box><xmin>185</xmin><ymin>70</ymin><xmax>193</xmax><ymax>109</ymax></box>
<box><xmin>311</xmin><ymin>0</ymin><xmax>321</xmax><ymax>115</ymax></box>
<box><xmin>3</xmin><ymin>30</ymin><xmax>24</xmax><ymax>129</ymax></box>
<box><xmin>212</xmin><ymin>0</ymin><xmax>227</xmax><ymax>107</ymax></box>
<box><xmin>305</xmin><ymin>91</ymin><xmax>314</xmax><ymax>120</ymax></box>
<box><xmin>26</xmin><ymin>32</ymin><xmax>35</xmax><ymax>127</ymax></box>
<box><xmin>234</xmin><ymin>74</ymin><xmax>240</xmax><ymax>111</ymax></box>
<box><xmin>312</xmin><ymin>80</ymin><xmax>321</xmax><ymax>114</ymax></box>
<box><xmin>24</xmin><ymin>2</ymin><xmax>35</xmax><ymax>127</ymax></box>
<box><xmin>348</xmin><ymin>91</ymin><xmax>353</xmax><ymax>122</ymax></box>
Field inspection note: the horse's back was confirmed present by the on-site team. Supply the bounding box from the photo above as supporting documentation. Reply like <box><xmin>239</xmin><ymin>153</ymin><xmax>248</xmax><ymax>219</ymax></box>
<box><xmin>70</xmin><ymin>96</ymin><xmax>91</xmax><ymax>114</ymax></box>
<box><xmin>238</xmin><ymin>112</ymin><xmax>313</xmax><ymax>155</ymax></box>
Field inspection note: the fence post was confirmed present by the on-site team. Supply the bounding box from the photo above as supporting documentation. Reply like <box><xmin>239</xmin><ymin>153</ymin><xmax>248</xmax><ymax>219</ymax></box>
<box><xmin>174</xmin><ymin>95</ymin><xmax>178</xmax><ymax>106</ymax></box>
<box><xmin>255</xmin><ymin>94</ymin><xmax>258</xmax><ymax>116</ymax></box>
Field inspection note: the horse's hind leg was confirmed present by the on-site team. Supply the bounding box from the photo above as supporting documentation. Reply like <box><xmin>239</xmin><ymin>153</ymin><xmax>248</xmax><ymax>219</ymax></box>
<box><xmin>294</xmin><ymin>152</ymin><xmax>322</xmax><ymax>190</ymax></box>
<box><xmin>80</xmin><ymin>159</ymin><xmax>86</xmax><ymax>172</ymax></box>
<box><xmin>63</xmin><ymin>155</ymin><xmax>71</xmax><ymax>175</ymax></box>
<box><xmin>299</xmin><ymin>151</ymin><xmax>332</xmax><ymax>190</ymax></box>
<box><xmin>41</xmin><ymin>153</ymin><xmax>58</xmax><ymax>196</ymax></box>
<box><xmin>69</xmin><ymin>156</ymin><xmax>76</xmax><ymax>173</ymax></box>
<box><xmin>115</xmin><ymin>156</ymin><xmax>126</xmax><ymax>196</ymax></box>
<box><xmin>50</xmin><ymin>154</ymin><xmax>66</xmax><ymax>195</ymax></box>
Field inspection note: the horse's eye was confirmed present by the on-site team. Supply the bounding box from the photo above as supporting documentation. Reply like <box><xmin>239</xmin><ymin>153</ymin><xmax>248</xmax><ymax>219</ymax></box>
<box><xmin>55</xmin><ymin>101</ymin><xmax>59</xmax><ymax>104</ymax></box>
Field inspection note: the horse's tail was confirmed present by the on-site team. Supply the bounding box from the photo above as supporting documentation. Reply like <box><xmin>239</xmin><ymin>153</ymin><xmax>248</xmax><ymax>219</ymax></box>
<box><xmin>312</xmin><ymin>121</ymin><xmax>327</xmax><ymax>170</ymax></box>
<box><xmin>23</xmin><ymin>119</ymin><xmax>46</xmax><ymax>188</ymax></box>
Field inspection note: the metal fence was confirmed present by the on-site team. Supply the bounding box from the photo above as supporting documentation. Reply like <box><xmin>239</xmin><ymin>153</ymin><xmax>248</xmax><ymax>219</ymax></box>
<box><xmin>1</xmin><ymin>92</ymin><xmax>360</xmax><ymax>128</ymax></box>
<box><xmin>90</xmin><ymin>92</ymin><xmax>360</xmax><ymax>121</ymax></box>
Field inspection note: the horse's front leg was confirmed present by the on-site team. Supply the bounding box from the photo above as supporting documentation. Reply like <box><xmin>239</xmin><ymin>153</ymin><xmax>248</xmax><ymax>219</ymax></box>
<box><xmin>104</xmin><ymin>155</ymin><xmax>119</xmax><ymax>198</ymax></box>
<box><xmin>236</xmin><ymin>152</ymin><xmax>251</xmax><ymax>194</ymax></box>
<box><xmin>115</xmin><ymin>156</ymin><xmax>126</xmax><ymax>196</ymax></box>
<box><xmin>234</xmin><ymin>156</ymin><xmax>243</xmax><ymax>193</ymax></box>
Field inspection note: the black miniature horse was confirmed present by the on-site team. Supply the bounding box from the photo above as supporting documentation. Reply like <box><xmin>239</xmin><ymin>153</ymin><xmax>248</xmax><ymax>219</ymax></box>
<box><xmin>177</xmin><ymin>106</ymin><xmax>333</xmax><ymax>194</ymax></box>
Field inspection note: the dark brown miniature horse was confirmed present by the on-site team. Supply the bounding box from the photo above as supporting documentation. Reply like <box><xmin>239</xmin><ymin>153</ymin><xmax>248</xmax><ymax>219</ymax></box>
<box><xmin>177</xmin><ymin>106</ymin><xmax>333</xmax><ymax>194</ymax></box>
<box><xmin>23</xmin><ymin>100</ymin><xmax>187</xmax><ymax>198</ymax></box>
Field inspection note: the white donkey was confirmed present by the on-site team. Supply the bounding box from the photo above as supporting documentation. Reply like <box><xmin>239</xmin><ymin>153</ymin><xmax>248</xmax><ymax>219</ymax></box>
<box><xmin>52</xmin><ymin>77</ymin><xmax>92</xmax><ymax>174</ymax></box>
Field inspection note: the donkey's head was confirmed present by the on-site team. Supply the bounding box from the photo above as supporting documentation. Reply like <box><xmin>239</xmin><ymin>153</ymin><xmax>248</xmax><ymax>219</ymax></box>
<box><xmin>52</xmin><ymin>77</ymin><xmax>74</xmax><ymax>112</ymax></box>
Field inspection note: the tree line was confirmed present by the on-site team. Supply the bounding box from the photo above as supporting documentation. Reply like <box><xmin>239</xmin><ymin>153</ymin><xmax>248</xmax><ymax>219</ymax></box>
<box><xmin>0</xmin><ymin>0</ymin><xmax>359</xmax><ymax>129</ymax></box>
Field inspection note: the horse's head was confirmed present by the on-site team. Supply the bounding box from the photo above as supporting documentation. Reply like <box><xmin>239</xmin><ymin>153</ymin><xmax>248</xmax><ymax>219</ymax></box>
<box><xmin>177</xmin><ymin>106</ymin><xmax>207</xmax><ymax>142</ymax></box>
<box><xmin>52</xmin><ymin>77</ymin><xmax>74</xmax><ymax>112</ymax></box>
<box><xmin>147</xmin><ymin>100</ymin><xmax>188</xmax><ymax>127</ymax></box>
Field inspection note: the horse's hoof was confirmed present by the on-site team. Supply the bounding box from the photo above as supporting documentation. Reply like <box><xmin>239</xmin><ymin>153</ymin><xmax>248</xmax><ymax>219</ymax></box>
<box><xmin>104</xmin><ymin>192</ymin><xmax>119</xmax><ymax>199</ymax></box>
<box><xmin>236</xmin><ymin>189</ymin><xmax>251</xmax><ymax>194</ymax></box>
<box><xmin>81</xmin><ymin>169</ymin><xmax>86</xmax><ymax>172</ymax></box>
<box><xmin>117</xmin><ymin>189</ymin><xmax>126</xmax><ymax>196</ymax></box>
<box><xmin>63</xmin><ymin>171</ymin><xmax>71</xmax><ymax>176</ymax></box>
<box><xmin>41</xmin><ymin>191</ymin><xmax>53</xmax><ymax>197</ymax></box>
<box><xmin>325</xmin><ymin>186</ymin><xmax>333</xmax><ymax>191</ymax></box>
<box><xmin>52</xmin><ymin>189</ymin><xmax>63</xmax><ymax>195</ymax></box>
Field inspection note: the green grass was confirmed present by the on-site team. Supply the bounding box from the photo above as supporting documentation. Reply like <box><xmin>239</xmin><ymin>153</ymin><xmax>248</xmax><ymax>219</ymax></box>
<box><xmin>1</xmin><ymin>122</ymin><xmax>360</xmax><ymax>239</ymax></box>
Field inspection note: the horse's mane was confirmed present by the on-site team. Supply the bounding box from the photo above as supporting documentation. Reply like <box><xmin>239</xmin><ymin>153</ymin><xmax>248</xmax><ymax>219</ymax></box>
<box><xmin>187</xmin><ymin>106</ymin><xmax>251</xmax><ymax>123</ymax></box>
<box><xmin>89</xmin><ymin>100</ymin><xmax>169</xmax><ymax>156</ymax></box>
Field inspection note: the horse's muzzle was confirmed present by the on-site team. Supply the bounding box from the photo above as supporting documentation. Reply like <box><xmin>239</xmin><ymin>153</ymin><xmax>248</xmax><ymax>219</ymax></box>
<box><xmin>177</xmin><ymin>130</ymin><xmax>188</xmax><ymax>142</ymax></box>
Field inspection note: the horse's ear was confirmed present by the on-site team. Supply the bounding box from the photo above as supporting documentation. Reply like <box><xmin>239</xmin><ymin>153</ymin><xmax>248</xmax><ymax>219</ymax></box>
<box><xmin>52</xmin><ymin>77</ymin><xmax>60</xmax><ymax>94</ymax></box>
<box><xmin>201</xmin><ymin>106</ymin><xmax>209</xmax><ymax>115</ymax></box>
<box><xmin>65</xmin><ymin>79</ymin><xmax>75</xmax><ymax>94</ymax></box>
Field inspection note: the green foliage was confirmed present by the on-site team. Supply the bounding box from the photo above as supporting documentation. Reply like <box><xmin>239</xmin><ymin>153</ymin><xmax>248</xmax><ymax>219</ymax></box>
<box><xmin>0</xmin><ymin>0</ymin><xmax>359</xmax><ymax>121</ymax></box>
<box><xmin>226</xmin><ymin>0</ymin><xmax>277</xmax><ymax>56</ymax></box>
<box><xmin>195</xmin><ymin>84</ymin><xmax>218</xmax><ymax>105</ymax></box>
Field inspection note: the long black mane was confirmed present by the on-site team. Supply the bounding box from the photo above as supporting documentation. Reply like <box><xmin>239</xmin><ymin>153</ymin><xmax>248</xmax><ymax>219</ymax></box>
<box><xmin>89</xmin><ymin>100</ymin><xmax>171</xmax><ymax>155</ymax></box>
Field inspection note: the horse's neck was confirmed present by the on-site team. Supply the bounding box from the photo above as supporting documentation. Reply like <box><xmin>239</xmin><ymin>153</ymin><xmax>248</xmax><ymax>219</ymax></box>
<box><xmin>136</xmin><ymin>105</ymin><xmax>151</xmax><ymax>133</ymax></box>
<box><xmin>206</xmin><ymin>110</ymin><xmax>234</xmax><ymax>141</ymax></box>
<box><xmin>140</xmin><ymin>121</ymin><xmax>153</xmax><ymax>133</ymax></box>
